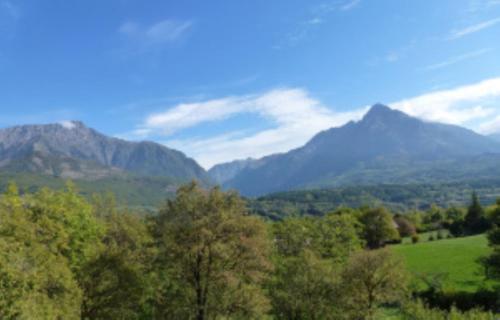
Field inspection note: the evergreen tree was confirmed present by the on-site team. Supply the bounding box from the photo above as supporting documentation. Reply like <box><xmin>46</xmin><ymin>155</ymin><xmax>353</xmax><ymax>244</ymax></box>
<box><xmin>464</xmin><ymin>192</ymin><xmax>490</xmax><ymax>234</ymax></box>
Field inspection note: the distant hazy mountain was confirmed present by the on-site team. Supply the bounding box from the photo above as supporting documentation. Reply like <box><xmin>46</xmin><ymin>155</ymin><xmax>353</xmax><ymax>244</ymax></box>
<box><xmin>0</xmin><ymin>121</ymin><xmax>210</xmax><ymax>183</ymax></box>
<box><xmin>220</xmin><ymin>104</ymin><xmax>500</xmax><ymax>196</ymax></box>
<box><xmin>208</xmin><ymin>156</ymin><xmax>280</xmax><ymax>184</ymax></box>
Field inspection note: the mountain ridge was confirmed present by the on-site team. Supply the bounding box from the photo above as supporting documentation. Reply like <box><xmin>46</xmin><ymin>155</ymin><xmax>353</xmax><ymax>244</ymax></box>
<box><xmin>213</xmin><ymin>104</ymin><xmax>500</xmax><ymax>196</ymax></box>
<box><xmin>0</xmin><ymin>121</ymin><xmax>211</xmax><ymax>184</ymax></box>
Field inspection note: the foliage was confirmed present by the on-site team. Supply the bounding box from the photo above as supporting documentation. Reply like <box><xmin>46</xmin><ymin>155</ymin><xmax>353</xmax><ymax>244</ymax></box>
<box><xmin>267</xmin><ymin>250</ymin><xmax>340</xmax><ymax>319</ymax></box>
<box><xmin>0</xmin><ymin>183</ymin><xmax>82</xmax><ymax>319</ymax></box>
<box><xmin>360</xmin><ymin>208</ymin><xmax>400</xmax><ymax>249</ymax></box>
<box><xmin>340</xmin><ymin>248</ymin><xmax>409</xmax><ymax>320</ymax></box>
<box><xmin>80</xmin><ymin>210</ymin><xmax>155</xmax><ymax>319</ymax></box>
<box><xmin>249</xmin><ymin>179</ymin><xmax>500</xmax><ymax>220</ymax></box>
<box><xmin>0</xmin><ymin>180</ymin><xmax>498</xmax><ymax>319</ymax></box>
<box><xmin>400</xmin><ymin>300</ymin><xmax>495</xmax><ymax>320</ymax></box>
<box><xmin>153</xmin><ymin>182</ymin><xmax>271</xmax><ymax>319</ymax></box>
<box><xmin>465</xmin><ymin>192</ymin><xmax>490</xmax><ymax>235</ymax></box>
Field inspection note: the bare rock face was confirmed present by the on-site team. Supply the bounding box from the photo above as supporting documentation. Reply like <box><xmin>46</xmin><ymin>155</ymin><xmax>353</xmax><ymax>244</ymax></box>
<box><xmin>0</xmin><ymin>121</ymin><xmax>211</xmax><ymax>183</ymax></box>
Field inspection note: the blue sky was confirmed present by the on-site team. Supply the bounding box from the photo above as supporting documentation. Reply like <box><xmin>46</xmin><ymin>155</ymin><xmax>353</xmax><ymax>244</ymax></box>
<box><xmin>1</xmin><ymin>0</ymin><xmax>500</xmax><ymax>168</ymax></box>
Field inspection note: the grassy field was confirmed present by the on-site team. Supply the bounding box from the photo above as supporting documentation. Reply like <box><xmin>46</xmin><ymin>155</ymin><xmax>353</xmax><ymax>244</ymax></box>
<box><xmin>393</xmin><ymin>234</ymin><xmax>494</xmax><ymax>292</ymax></box>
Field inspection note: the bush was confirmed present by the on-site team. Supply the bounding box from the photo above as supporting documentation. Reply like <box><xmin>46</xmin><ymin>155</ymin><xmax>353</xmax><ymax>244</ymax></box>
<box><xmin>428</xmin><ymin>234</ymin><xmax>435</xmax><ymax>241</ymax></box>
<box><xmin>411</xmin><ymin>234</ymin><xmax>420</xmax><ymax>244</ymax></box>
<box><xmin>436</xmin><ymin>230</ymin><xmax>444</xmax><ymax>240</ymax></box>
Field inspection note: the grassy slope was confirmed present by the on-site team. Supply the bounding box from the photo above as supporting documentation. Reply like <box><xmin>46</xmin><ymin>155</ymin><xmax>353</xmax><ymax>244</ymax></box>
<box><xmin>393</xmin><ymin>235</ymin><xmax>493</xmax><ymax>292</ymax></box>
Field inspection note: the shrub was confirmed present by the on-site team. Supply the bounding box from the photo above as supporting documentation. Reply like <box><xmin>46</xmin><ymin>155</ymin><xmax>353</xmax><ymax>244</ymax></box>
<box><xmin>411</xmin><ymin>234</ymin><xmax>420</xmax><ymax>244</ymax></box>
<box><xmin>428</xmin><ymin>234</ymin><xmax>435</xmax><ymax>241</ymax></box>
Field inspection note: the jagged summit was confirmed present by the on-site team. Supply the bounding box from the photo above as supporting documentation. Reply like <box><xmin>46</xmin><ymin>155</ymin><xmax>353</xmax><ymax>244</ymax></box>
<box><xmin>0</xmin><ymin>121</ymin><xmax>210</xmax><ymax>183</ymax></box>
<box><xmin>216</xmin><ymin>105</ymin><xmax>500</xmax><ymax>196</ymax></box>
<box><xmin>362</xmin><ymin>104</ymin><xmax>409</xmax><ymax>123</ymax></box>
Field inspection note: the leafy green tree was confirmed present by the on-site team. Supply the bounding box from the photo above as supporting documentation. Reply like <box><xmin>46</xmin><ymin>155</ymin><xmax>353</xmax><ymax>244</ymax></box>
<box><xmin>465</xmin><ymin>192</ymin><xmax>490</xmax><ymax>234</ymax></box>
<box><xmin>340</xmin><ymin>248</ymin><xmax>409</xmax><ymax>320</ymax></box>
<box><xmin>153</xmin><ymin>182</ymin><xmax>271</xmax><ymax>320</ymax></box>
<box><xmin>268</xmin><ymin>250</ymin><xmax>339</xmax><ymax>320</ymax></box>
<box><xmin>359</xmin><ymin>208</ymin><xmax>400</xmax><ymax>249</ymax></box>
<box><xmin>80</xmin><ymin>210</ymin><xmax>155</xmax><ymax>320</ymax></box>
<box><xmin>314</xmin><ymin>213</ymin><xmax>363</xmax><ymax>262</ymax></box>
<box><xmin>29</xmin><ymin>183</ymin><xmax>104</xmax><ymax>275</ymax></box>
<box><xmin>272</xmin><ymin>217</ymin><xmax>316</xmax><ymax>257</ymax></box>
<box><xmin>0</xmin><ymin>183</ymin><xmax>82</xmax><ymax>319</ymax></box>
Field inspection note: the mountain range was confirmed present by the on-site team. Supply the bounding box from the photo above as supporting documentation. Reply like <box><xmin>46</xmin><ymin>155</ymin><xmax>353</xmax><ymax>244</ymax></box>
<box><xmin>2</xmin><ymin>104</ymin><xmax>500</xmax><ymax>205</ymax></box>
<box><xmin>0</xmin><ymin>121</ymin><xmax>209</xmax><ymax>182</ymax></box>
<box><xmin>210</xmin><ymin>104</ymin><xmax>500</xmax><ymax>196</ymax></box>
<box><xmin>0</xmin><ymin>121</ymin><xmax>211</xmax><ymax>207</ymax></box>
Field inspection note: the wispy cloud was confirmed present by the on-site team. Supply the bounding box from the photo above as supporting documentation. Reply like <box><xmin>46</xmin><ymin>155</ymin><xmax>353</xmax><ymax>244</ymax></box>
<box><xmin>340</xmin><ymin>0</ymin><xmax>361</xmax><ymax>11</ymax></box>
<box><xmin>422</xmin><ymin>48</ymin><xmax>491</xmax><ymax>71</ymax></box>
<box><xmin>276</xmin><ymin>0</ymin><xmax>361</xmax><ymax>48</ymax></box>
<box><xmin>392</xmin><ymin>77</ymin><xmax>500</xmax><ymax>127</ymax></box>
<box><xmin>479</xmin><ymin>115</ymin><xmax>500</xmax><ymax>134</ymax></box>
<box><xmin>130</xmin><ymin>78</ymin><xmax>500</xmax><ymax>168</ymax></box>
<box><xmin>118</xmin><ymin>19</ymin><xmax>193</xmax><ymax>54</ymax></box>
<box><xmin>133</xmin><ymin>89</ymin><xmax>367</xmax><ymax>168</ymax></box>
<box><xmin>449</xmin><ymin>17</ymin><xmax>500</xmax><ymax>39</ymax></box>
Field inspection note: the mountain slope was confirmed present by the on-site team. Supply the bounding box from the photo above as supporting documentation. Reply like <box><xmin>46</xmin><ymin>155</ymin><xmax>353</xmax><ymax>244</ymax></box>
<box><xmin>490</xmin><ymin>133</ymin><xmax>500</xmax><ymax>142</ymax></box>
<box><xmin>222</xmin><ymin>104</ymin><xmax>500</xmax><ymax>196</ymax></box>
<box><xmin>0</xmin><ymin>121</ymin><xmax>211</xmax><ymax>183</ymax></box>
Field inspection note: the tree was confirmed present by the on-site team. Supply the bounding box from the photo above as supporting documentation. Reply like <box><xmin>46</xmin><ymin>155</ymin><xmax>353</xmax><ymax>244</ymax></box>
<box><xmin>394</xmin><ymin>215</ymin><xmax>416</xmax><ymax>238</ymax></box>
<box><xmin>314</xmin><ymin>213</ymin><xmax>363</xmax><ymax>261</ymax></box>
<box><xmin>340</xmin><ymin>248</ymin><xmax>409</xmax><ymax>320</ymax></box>
<box><xmin>359</xmin><ymin>208</ymin><xmax>400</xmax><ymax>249</ymax></box>
<box><xmin>464</xmin><ymin>192</ymin><xmax>490</xmax><ymax>234</ymax></box>
<box><xmin>272</xmin><ymin>217</ymin><xmax>316</xmax><ymax>257</ymax></box>
<box><xmin>488</xmin><ymin>198</ymin><xmax>500</xmax><ymax>226</ymax></box>
<box><xmin>0</xmin><ymin>183</ymin><xmax>82</xmax><ymax>319</ymax></box>
<box><xmin>80</xmin><ymin>210</ymin><xmax>155</xmax><ymax>320</ymax></box>
<box><xmin>268</xmin><ymin>213</ymin><xmax>362</xmax><ymax>319</ymax></box>
<box><xmin>482</xmin><ymin>227</ymin><xmax>500</xmax><ymax>279</ymax></box>
<box><xmin>29</xmin><ymin>183</ymin><xmax>104</xmax><ymax>276</ymax></box>
<box><xmin>268</xmin><ymin>250</ymin><xmax>339</xmax><ymax>320</ymax></box>
<box><xmin>153</xmin><ymin>182</ymin><xmax>271</xmax><ymax>320</ymax></box>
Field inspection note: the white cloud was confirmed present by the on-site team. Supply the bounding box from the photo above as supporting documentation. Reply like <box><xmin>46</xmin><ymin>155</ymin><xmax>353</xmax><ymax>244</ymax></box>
<box><xmin>118</xmin><ymin>19</ymin><xmax>193</xmax><ymax>48</ymax></box>
<box><xmin>132</xmin><ymin>78</ymin><xmax>500</xmax><ymax>168</ymax></box>
<box><xmin>391</xmin><ymin>77</ymin><xmax>500</xmax><ymax>126</ymax></box>
<box><xmin>449</xmin><ymin>17</ymin><xmax>500</xmax><ymax>39</ymax></box>
<box><xmin>340</xmin><ymin>0</ymin><xmax>361</xmax><ymax>11</ymax></box>
<box><xmin>145</xmin><ymin>96</ymin><xmax>251</xmax><ymax>135</ymax></box>
<box><xmin>422</xmin><ymin>48</ymin><xmax>491</xmax><ymax>71</ymax></box>
<box><xmin>479</xmin><ymin>115</ymin><xmax>500</xmax><ymax>134</ymax></box>
<box><xmin>59</xmin><ymin>120</ymin><xmax>76</xmax><ymax>129</ymax></box>
<box><xmin>135</xmin><ymin>89</ymin><xmax>367</xmax><ymax>168</ymax></box>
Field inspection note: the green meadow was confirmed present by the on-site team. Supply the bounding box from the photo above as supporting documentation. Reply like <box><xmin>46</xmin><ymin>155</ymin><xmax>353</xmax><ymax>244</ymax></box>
<box><xmin>393</xmin><ymin>234</ymin><xmax>494</xmax><ymax>292</ymax></box>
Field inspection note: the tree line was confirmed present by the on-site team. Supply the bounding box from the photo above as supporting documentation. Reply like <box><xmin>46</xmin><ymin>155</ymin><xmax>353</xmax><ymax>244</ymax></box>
<box><xmin>0</xmin><ymin>181</ymin><xmax>498</xmax><ymax>319</ymax></box>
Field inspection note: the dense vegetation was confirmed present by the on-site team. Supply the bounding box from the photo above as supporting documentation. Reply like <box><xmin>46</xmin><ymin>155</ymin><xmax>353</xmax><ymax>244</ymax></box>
<box><xmin>1</xmin><ymin>181</ymin><xmax>499</xmax><ymax>319</ymax></box>
<box><xmin>249</xmin><ymin>179</ymin><xmax>500</xmax><ymax>219</ymax></box>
